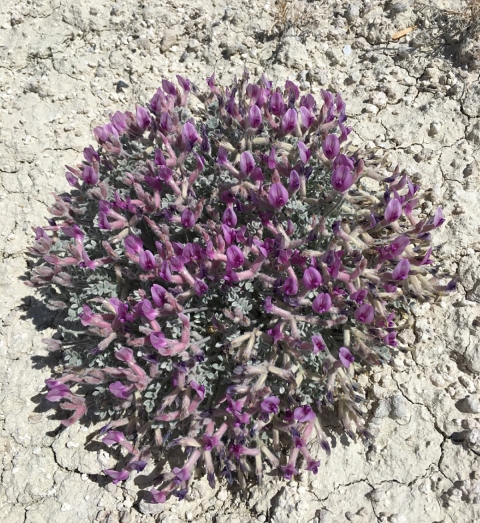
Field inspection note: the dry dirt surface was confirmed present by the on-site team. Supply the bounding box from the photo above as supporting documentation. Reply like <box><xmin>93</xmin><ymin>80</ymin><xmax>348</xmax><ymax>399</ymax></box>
<box><xmin>1</xmin><ymin>0</ymin><xmax>480</xmax><ymax>522</ymax></box>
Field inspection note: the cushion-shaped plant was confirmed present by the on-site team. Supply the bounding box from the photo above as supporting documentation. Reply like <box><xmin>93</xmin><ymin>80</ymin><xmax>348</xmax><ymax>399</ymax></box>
<box><xmin>27</xmin><ymin>71</ymin><xmax>452</xmax><ymax>502</ymax></box>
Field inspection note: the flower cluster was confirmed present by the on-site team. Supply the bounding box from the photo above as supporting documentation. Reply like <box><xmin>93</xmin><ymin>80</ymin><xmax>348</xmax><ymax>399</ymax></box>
<box><xmin>27</xmin><ymin>71</ymin><xmax>453</xmax><ymax>503</ymax></box>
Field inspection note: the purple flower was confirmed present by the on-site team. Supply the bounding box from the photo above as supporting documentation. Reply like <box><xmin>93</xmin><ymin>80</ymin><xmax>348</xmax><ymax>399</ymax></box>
<box><xmin>433</xmin><ymin>207</ymin><xmax>445</xmax><ymax>227</ymax></box>
<box><xmin>109</xmin><ymin>381</ymin><xmax>133</xmax><ymax>400</ymax></box>
<box><xmin>162</xmin><ymin>79</ymin><xmax>177</xmax><ymax>95</ymax></box>
<box><xmin>103</xmin><ymin>431</ymin><xmax>125</xmax><ymax>447</ymax></box>
<box><xmin>240</xmin><ymin>151</ymin><xmax>255</xmax><ymax>175</ymax></box>
<box><xmin>45</xmin><ymin>383</ymin><xmax>70</xmax><ymax>402</ymax></box>
<box><xmin>339</xmin><ymin>347</ymin><xmax>354</xmax><ymax>368</ymax></box>
<box><xmin>260</xmin><ymin>396</ymin><xmax>280</xmax><ymax>414</ymax></box>
<box><xmin>390</xmin><ymin>236</ymin><xmax>410</xmax><ymax>256</ymax></box>
<box><xmin>110</xmin><ymin>112</ymin><xmax>127</xmax><ymax>133</ymax></box>
<box><xmin>384</xmin><ymin>284</ymin><xmax>398</xmax><ymax>293</ymax></box>
<box><xmin>289</xmin><ymin>170</ymin><xmax>300</xmax><ymax>192</ymax></box>
<box><xmin>181</xmin><ymin>208</ymin><xmax>196</xmax><ymax>228</ymax></box>
<box><xmin>249</xmin><ymin>105</ymin><xmax>262</xmax><ymax>128</ymax></box>
<box><xmin>226</xmin><ymin>245</ymin><xmax>245</xmax><ymax>268</ymax></box>
<box><xmin>383</xmin><ymin>331</ymin><xmax>397</xmax><ymax>346</ymax></box>
<box><xmin>115</xmin><ymin>347</ymin><xmax>134</xmax><ymax>363</ymax></box>
<box><xmin>297</xmin><ymin>142</ymin><xmax>311</xmax><ymax>163</ymax></box>
<box><xmin>312</xmin><ymin>293</ymin><xmax>332</xmax><ymax>314</ymax></box>
<box><xmin>269</xmin><ymin>91</ymin><xmax>285</xmax><ymax>115</ymax></box>
<box><xmin>331</xmin><ymin>165</ymin><xmax>353</xmax><ymax>192</ymax></box>
<box><xmin>160</xmin><ymin>111</ymin><xmax>173</xmax><ymax>133</ymax></box>
<box><xmin>268</xmin><ymin>182</ymin><xmax>289</xmax><ymax>208</ymax></box>
<box><xmin>267</xmin><ymin>146</ymin><xmax>276</xmax><ymax>169</ymax></box>
<box><xmin>136</xmin><ymin>106</ymin><xmax>151</xmax><ymax>130</ymax></box>
<box><xmin>299</xmin><ymin>106</ymin><xmax>314</xmax><ymax>128</ymax></box>
<box><xmin>190</xmin><ymin>380</ymin><xmax>205</xmax><ymax>400</ymax></box>
<box><xmin>194</xmin><ymin>278</ymin><xmax>208</xmax><ymax>296</ymax></box>
<box><xmin>141</xmin><ymin>299</ymin><xmax>157</xmax><ymax>321</ymax></box>
<box><xmin>281</xmin><ymin>108</ymin><xmax>297</xmax><ymax>134</ymax></box>
<box><xmin>349</xmin><ymin>289</ymin><xmax>368</xmax><ymax>303</ymax></box>
<box><xmin>322</xmin><ymin>134</ymin><xmax>340</xmax><ymax>160</ymax></box>
<box><xmin>302</xmin><ymin>267</ymin><xmax>322</xmax><ymax>290</ymax></box>
<box><xmin>392</xmin><ymin>259</ymin><xmax>410</xmax><ymax>280</ymax></box>
<box><xmin>293</xmin><ymin>405</ymin><xmax>316</xmax><ymax>422</ymax></box>
<box><xmin>354</xmin><ymin>303</ymin><xmax>374</xmax><ymax>324</ymax></box>
<box><xmin>176</xmin><ymin>75</ymin><xmax>191</xmax><ymax>92</ymax></box>
<box><xmin>129</xmin><ymin>460</ymin><xmax>147</xmax><ymax>472</ymax></box>
<box><xmin>104</xmin><ymin>469</ymin><xmax>129</xmax><ymax>484</ymax></box>
<box><xmin>283</xmin><ymin>276</ymin><xmax>298</xmax><ymax>296</ymax></box>
<box><xmin>182</xmin><ymin>121</ymin><xmax>199</xmax><ymax>150</ymax></box>
<box><xmin>281</xmin><ymin>463</ymin><xmax>299</xmax><ymax>480</ymax></box>
<box><xmin>82</xmin><ymin>165</ymin><xmax>98</xmax><ymax>185</ymax></box>
<box><xmin>151</xmin><ymin>284</ymin><xmax>167</xmax><ymax>308</ymax></box>
<box><xmin>312</xmin><ymin>334</ymin><xmax>326</xmax><ymax>353</ymax></box>
<box><xmin>124</xmin><ymin>235</ymin><xmax>143</xmax><ymax>254</ymax></box>
<box><xmin>222</xmin><ymin>207</ymin><xmax>237</xmax><ymax>227</ymax></box>
<box><xmin>384</xmin><ymin>199</ymin><xmax>402</xmax><ymax>223</ymax></box>
<box><xmin>306</xmin><ymin>459</ymin><xmax>321</xmax><ymax>474</ymax></box>
<box><xmin>150</xmin><ymin>331</ymin><xmax>168</xmax><ymax>350</ymax></box>
<box><xmin>139</xmin><ymin>250</ymin><xmax>156</xmax><ymax>271</ymax></box>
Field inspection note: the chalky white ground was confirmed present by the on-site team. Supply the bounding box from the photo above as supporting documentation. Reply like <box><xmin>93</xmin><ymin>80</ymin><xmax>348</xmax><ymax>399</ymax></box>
<box><xmin>1</xmin><ymin>1</ymin><xmax>480</xmax><ymax>522</ymax></box>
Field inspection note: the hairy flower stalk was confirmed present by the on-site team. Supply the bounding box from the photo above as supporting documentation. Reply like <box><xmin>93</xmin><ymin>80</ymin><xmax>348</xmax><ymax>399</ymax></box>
<box><xmin>26</xmin><ymin>71</ymin><xmax>452</xmax><ymax>503</ymax></box>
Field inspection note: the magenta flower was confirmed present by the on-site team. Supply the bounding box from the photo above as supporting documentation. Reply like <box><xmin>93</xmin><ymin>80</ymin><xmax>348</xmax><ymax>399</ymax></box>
<box><xmin>45</xmin><ymin>383</ymin><xmax>70</xmax><ymax>402</ymax></box>
<box><xmin>181</xmin><ymin>208</ymin><xmax>196</xmax><ymax>228</ymax></box>
<box><xmin>151</xmin><ymin>284</ymin><xmax>167</xmax><ymax>308</ymax></box>
<box><xmin>82</xmin><ymin>165</ymin><xmax>98</xmax><ymax>185</ymax></box>
<box><xmin>109</xmin><ymin>381</ymin><xmax>133</xmax><ymax>400</ymax></box>
<box><xmin>103</xmin><ymin>431</ymin><xmax>125</xmax><ymax>447</ymax></box>
<box><xmin>350</xmin><ymin>289</ymin><xmax>368</xmax><ymax>303</ymax></box>
<box><xmin>150</xmin><ymin>331</ymin><xmax>168</xmax><ymax>350</ymax></box>
<box><xmin>268</xmin><ymin>182</ymin><xmax>289</xmax><ymax>208</ymax></box>
<box><xmin>339</xmin><ymin>347</ymin><xmax>354</xmax><ymax>368</ymax></box>
<box><xmin>299</xmin><ymin>106</ymin><xmax>314</xmax><ymax>128</ymax></box>
<box><xmin>260</xmin><ymin>396</ymin><xmax>280</xmax><ymax>414</ymax></box>
<box><xmin>226</xmin><ymin>245</ymin><xmax>245</xmax><ymax>268</ymax></box>
<box><xmin>383</xmin><ymin>331</ymin><xmax>397</xmax><ymax>346</ymax></box>
<box><xmin>141</xmin><ymin>298</ymin><xmax>157</xmax><ymax>321</ymax></box>
<box><xmin>136</xmin><ymin>106</ymin><xmax>151</xmax><ymax>130</ymax></box>
<box><xmin>182</xmin><ymin>121</ymin><xmax>199</xmax><ymax>150</ymax></box>
<box><xmin>194</xmin><ymin>278</ymin><xmax>208</xmax><ymax>296</ymax></box>
<box><xmin>392</xmin><ymin>258</ymin><xmax>410</xmax><ymax>280</ymax></box>
<box><xmin>354</xmin><ymin>303</ymin><xmax>374</xmax><ymax>324</ymax></box>
<box><xmin>289</xmin><ymin>170</ymin><xmax>300</xmax><ymax>192</ymax></box>
<box><xmin>433</xmin><ymin>207</ymin><xmax>445</xmax><ymax>227</ymax></box>
<box><xmin>322</xmin><ymin>134</ymin><xmax>340</xmax><ymax>160</ymax></box>
<box><xmin>306</xmin><ymin>459</ymin><xmax>321</xmax><ymax>474</ymax></box>
<box><xmin>281</xmin><ymin>108</ymin><xmax>297</xmax><ymax>134</ymax></box>
<box><xmin>312</xmin><ymin>293</ymin><xmax>332</xmax><ymax>314</ymax></box>
<box><xmin>302</xmin><ymin>267</ymin><xmax>322</xmax><ymax>290</ymax></box>
<box><xmin>269</xmin><ymin>91</ymin><xmax>285</xmax><ymax>115</ymax></box>
<box><xmin>312</xmin><ymin>334</ymin><xmax>326</xmax><ymax>353</ymax></box>
<box><xmin>293</xmin><ymin>405</ymin><xmax>316</xmax><ymax>422</ymax></box>
<box><xmin>222</xmin><ymin>207</ymin><xmax>237</xmax><ymax>227</ymax></box>
<box><xmin>249</xmin><ymin>105</ymin><xmax>262</xmax><ymax>128</ymax></box>
<box><xmin>104</xmin><ymin>469</ymin><xmax>129</xmax><ymax>484</ymax></box>
<box><xmin>281</xmin><ymin>463</ymin><xmax>299</xmax><ymax>480</ymax></box>
<box><xmin>297</xmin><ymin>141</ymin><xmax>311</xmax><ymax>163</ymax></box>
<box><xmin>331</xmin><ymin>165</ymin><xmax>353</xmax><ymax>192</ymax></box>
<box><xmin>115</xmin><ymin>347</ymin><xmax>134</xmax><ymax>363</ymax></box>
<box><xmin>384</xmin><ymin>199</ymin><xmax>402</xmax><ymax>223</ymax></box>
<box><xmin>240</xmin><ymin>151</ymin><xmax>255</xmax><ymax>175</ymax></box>
<box><xmin>190</xmin><ymin>381</ymin><xmax>205</xmax><ymax>400</ymax></box>
<box><xmin>124</xmin><ymin>235</ymin><xmax>143</xmax><ymax>254</ymax></box>
<box><xmin>283</xmin><ymin>276</ymin><xmax>299</xmax><ymax>296</ymax></box>
<box><xmin>139</xmin><ymin>250</ymin><xmax>156</xmax><ymax>271</ymax></box>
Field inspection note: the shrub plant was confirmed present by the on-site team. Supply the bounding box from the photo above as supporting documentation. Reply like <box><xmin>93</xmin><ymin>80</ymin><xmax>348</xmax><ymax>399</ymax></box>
<box><xmin>27</xmin><ymin>71</ymin><xmax>452</xmax><ymax>503</ymax></box>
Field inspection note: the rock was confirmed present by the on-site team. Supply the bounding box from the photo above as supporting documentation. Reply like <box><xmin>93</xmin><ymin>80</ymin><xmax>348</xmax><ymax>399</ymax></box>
<box><xmin>461</xmin><ymin>395</ymin><xmax>480</xmax><ymax>414</ymax></box>
<box><xmin>161</xmin><ymin>29</ymin><xmax>178</xmax><ymax>52</ymax></box>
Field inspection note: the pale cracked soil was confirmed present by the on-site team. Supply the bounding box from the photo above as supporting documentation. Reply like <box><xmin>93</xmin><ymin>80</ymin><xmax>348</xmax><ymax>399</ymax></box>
<box><xmin>1</xmin><ymin>1</ymin><xmax>480</xmax><ymax>522</ymax></box>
